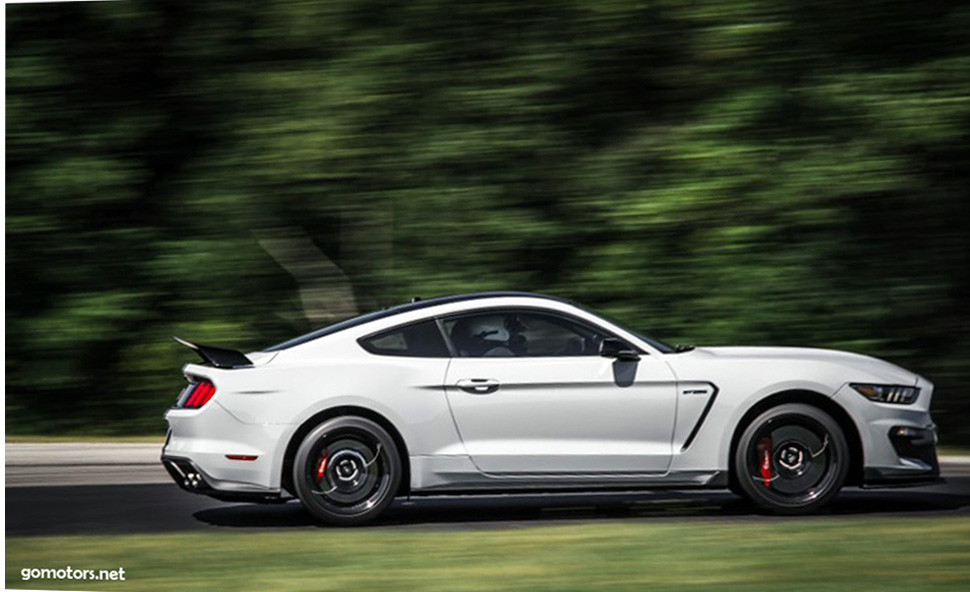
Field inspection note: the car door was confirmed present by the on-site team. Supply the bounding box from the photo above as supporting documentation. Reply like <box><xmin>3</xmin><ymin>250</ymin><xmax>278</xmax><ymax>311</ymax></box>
<box><xmin>442</xmin><ymin>309</ymin><xmax>677</xmax><ymax>475</ymax></box>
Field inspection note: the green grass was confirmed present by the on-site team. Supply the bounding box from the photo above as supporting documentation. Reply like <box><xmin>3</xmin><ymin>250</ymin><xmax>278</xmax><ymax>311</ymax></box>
<box><xmin>7</xmin><ymin>518</ymin><xmax>970</xmax><ymax>591</ymax></box>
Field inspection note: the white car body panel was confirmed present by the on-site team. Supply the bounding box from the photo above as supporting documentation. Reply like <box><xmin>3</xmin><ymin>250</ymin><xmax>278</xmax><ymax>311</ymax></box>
<box><xmin>162</xmin><ymin>293</ymin><xmax>939</xmax><ymax>500</ymax></box>
<box><xmin>445</xmin><ymin>355</ymin><xmax>677</xmax><ymax>474</ymax></box>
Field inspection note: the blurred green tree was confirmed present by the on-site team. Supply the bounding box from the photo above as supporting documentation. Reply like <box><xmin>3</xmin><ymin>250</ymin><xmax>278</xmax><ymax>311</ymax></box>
<box><xmin>6</xmin><ymin>0</ymin><xmax>970</xmax><ymax>441</ymax></box>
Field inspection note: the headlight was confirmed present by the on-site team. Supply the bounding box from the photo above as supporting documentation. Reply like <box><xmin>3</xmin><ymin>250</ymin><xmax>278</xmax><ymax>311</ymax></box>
<box><xmin>850</xmin><ymin>383</ymin><xmax>919</xmax><ymax>405</ymax></box>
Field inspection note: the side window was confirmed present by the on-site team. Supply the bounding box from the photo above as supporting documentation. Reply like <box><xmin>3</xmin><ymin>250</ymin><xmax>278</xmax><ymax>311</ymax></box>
<box><xmin>359</xmin><ymin>320</ymin><xmax>450</xmax><ymax>358</ymax></box>
<box><xmin>520</xmin><ymin>314</ymin><xmax>603</xmax><ymax>356</ymax></box>
<box><xmin>443</xmin><ymin>310</ymin><xmax>610</xmax><ymax>358</ymax></box>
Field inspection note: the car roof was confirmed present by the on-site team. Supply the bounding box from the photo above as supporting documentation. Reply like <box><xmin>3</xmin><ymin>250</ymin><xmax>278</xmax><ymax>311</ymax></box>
<box><xmin>264</xmin><ymin>292</ymin><xmax>570</xmax><ymax>352</ymax></box>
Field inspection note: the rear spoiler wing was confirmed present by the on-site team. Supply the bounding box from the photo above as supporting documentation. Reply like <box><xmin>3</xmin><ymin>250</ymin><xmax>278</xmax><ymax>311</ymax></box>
<box><xmin>173</xmin><ymin>337</ymin><xmax>253</xmax><ymax>369</ymax></box>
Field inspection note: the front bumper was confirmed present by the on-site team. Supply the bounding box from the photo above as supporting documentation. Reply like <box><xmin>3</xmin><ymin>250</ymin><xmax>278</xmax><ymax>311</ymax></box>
<box><xmin>861</xmin><ymin>424</ymin><xmax>942</xmax><ymax>487</ymax></box>
<box><xmin>862</xmin><ymin>466</ymin><xmax>943</xmax><ymax>488</ymax></box>
<box><xmin>833</xmin><ymin>379</ymin><xmax>941</xmax><ymax>488</ymax></box>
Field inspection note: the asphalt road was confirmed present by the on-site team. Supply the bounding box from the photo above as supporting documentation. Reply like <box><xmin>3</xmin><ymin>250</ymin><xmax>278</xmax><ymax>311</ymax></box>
<box><xmin>7</xmin><ymin>467</ymin><xmax>970</xmax><ymax>536</ymax></box>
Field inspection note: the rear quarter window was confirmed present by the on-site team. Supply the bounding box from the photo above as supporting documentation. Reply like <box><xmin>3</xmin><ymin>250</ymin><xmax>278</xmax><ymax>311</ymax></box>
<box><xmin>358</xmin><ymin>320</ymin><xmax>450</xmax><ymax>358</ymax></box>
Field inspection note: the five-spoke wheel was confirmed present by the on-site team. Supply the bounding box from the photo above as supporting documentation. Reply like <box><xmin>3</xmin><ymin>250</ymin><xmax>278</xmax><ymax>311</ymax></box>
<box><xmin>293</xmin><ymin>416</ymin><xmax>401</xmax><ymax>526</ymax></box>
<box><xmin>734</xmin><ymin>403</ymin><xmax>849</xmax><ymax>514</ymax></box>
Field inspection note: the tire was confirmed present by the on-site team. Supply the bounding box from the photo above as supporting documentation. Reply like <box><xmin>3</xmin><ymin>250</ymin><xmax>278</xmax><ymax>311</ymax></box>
<box><xmin>292</xmin><ymin>416</ymin><xmax>402</xmax><ymax>526</ymax></box>
<box><xmin>733</xmin><ymin>403</ymin><xmax>849</xmax><ymax>514</ymax></box>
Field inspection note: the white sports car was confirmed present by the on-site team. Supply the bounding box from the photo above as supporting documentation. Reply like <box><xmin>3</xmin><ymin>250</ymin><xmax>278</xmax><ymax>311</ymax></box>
<box><xmin>162</xmin><ymin>292</ymin><xmax>940</xmax><ymax>525</ymax></box>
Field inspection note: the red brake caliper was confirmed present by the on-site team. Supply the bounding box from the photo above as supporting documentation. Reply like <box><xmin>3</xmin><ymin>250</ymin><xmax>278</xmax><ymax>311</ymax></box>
<box><xmin>759</xmin><ymin>437</ymin><xmax>772</xmax><ymax>487</ymax></box>
<box><xmin>316</xmin><ymin>450</ymin><xmax>328</xmax><ymax>482</ymax></box>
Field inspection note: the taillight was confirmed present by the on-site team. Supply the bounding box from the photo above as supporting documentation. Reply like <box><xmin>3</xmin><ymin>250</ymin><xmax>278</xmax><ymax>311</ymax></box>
<box><xmin>181</xmin><ymin>380</ymin><xmax>216</xmax><ymax>409</ymax></box>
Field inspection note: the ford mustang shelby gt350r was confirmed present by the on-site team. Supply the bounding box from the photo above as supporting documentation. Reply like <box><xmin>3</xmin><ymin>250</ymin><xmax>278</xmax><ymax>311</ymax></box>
<box><xmin>162</xmin><ymin>292</ymin><xmax>939</xmax><ymax>525</ymax></box>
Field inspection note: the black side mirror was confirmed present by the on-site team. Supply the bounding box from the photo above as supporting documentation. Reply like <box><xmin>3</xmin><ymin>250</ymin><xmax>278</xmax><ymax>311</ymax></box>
<box><xmin>599</xmin><ymin>338</ymin><xmax>640</xmax><ymax>362</ymax></box>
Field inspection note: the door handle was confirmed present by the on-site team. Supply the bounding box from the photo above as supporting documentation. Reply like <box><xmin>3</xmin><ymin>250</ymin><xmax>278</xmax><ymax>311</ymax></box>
<box><xmin>456</xmin><ymin>378</ymin><xmax>501</xmax><ymax>395</ymax></box>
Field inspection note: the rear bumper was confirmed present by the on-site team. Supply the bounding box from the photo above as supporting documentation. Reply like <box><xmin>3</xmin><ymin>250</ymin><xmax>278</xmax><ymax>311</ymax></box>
<box><xmin>163</xmin><ymin>400</ymin><xmax>294</xmax><ymax>501</ymax></box>
<box><xmin>161</xmin><ymin>455</ymin><xmax>288</xmax><ymax>503</ymax></box>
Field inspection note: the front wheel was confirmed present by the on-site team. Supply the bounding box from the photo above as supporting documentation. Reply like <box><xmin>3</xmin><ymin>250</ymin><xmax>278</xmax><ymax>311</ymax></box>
<box><xmin>293</xmin><ymin>416</ymin><xmax>402</xmax><ymax>526</ymax></box>
<box><xmin>734</xmin><ymin>403</ymin><xmax>849</xmax><ymax>514</ymax></box>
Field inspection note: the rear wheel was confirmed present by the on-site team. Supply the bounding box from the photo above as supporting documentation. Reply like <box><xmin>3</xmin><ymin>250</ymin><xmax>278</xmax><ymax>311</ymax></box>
<box><xmin>293</xmin><ymin>416</ymin><xmax>401</xmax><ymax>526</ymax></box>
<box><xmin>734</xmin><ymin>403</ymin><xmax>849</xmax><ymax>514</ymax></box>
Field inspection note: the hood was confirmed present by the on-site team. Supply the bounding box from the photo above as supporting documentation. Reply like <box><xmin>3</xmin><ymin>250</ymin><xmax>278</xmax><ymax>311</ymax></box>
<box><xmin>698</xmin><ymin>346</ymin><xmax>919</xmax><ymax>385</ymax></box>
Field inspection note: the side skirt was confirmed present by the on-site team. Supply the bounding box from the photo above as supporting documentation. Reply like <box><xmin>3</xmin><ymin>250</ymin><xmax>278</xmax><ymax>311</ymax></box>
<box><xmin>409</xmin><ymin>470</ymin><xmax>729</xmax><ymax>496</ymax></box>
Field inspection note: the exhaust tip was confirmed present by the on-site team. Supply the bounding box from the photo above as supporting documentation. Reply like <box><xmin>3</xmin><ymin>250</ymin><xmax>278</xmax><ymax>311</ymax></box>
<box><xmin>163</xmin><ymin>457</ymin><xmax>211</xmax><ymax>492</ymax></box>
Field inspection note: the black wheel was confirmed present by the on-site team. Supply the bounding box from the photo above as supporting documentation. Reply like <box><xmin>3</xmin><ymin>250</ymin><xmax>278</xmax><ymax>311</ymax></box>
<box><xmin>293</xmin><ymin>416</ymin><xmax>401</xmax><ymax>526</ymax></box>
<box><xmin>734</xmin><ymin>403</ymin><xmax>849</xmax><ymax>514</ymax></box>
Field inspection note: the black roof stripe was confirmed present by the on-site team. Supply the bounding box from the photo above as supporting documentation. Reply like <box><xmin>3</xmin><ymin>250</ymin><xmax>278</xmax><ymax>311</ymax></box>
<box><xmin>264</xmin><ymin>292</ymin><xmax>569</xmax><ymax>352</ymax></box>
